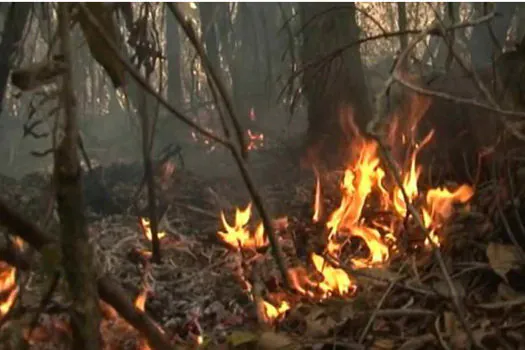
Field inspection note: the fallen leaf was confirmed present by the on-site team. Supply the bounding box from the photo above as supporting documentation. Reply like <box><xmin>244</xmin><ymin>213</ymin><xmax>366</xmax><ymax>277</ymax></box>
<box><xmin>372</xmin><ymin>338</ymin><xmax>395</xmax><ymax>349</ymax></box>
<box><xmin>486</xmin><ymin>243</ymin><xmax>521</xmax><ymax>282</ymax></box>
<box><xmin>304</xmin><ymin>306</ymin><xmax>337</xmax><ymax>338</ymax></box>
<box><xmin>432</xmin><ymin>279</ymin><xmax>465</xmax><ymax>299</ymax></box>
<box><xmin>227</xmin><ymin>331</ymin><xmax>257</xmax><ymax>348</ymax></box>
<box><xmin>398</xmin><ymin>334</ymin><xmax>435</xmax><ymax>350</ymax></box>
<box><xmin>257</xmin><ymin>331</ymin><xmax>297</xmax><ymax>350</ymax></box>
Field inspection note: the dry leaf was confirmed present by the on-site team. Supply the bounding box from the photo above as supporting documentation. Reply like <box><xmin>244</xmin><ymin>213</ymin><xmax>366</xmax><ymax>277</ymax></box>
<box><xmin>304</xmin><ymin>306</ymin><xmax>337</xmax><ymax>338</ymax></box>
<box><xmin>486</xmin><ymin>243</ymin><xmax>521</xmax><ymax>282</ymax></box>
<box><xmin>257</xmin><ymin>331</ymin><xmax>296</xmax><ymax>350</ymax></box>
<box><xmin>227</xmin><ymin>331</ymin><xmax>258</xmax><ymax>348</ymax></box>
<box><xmin>372</xmin><ymin>338</ymin><xmax>395</xmax><ymax>349</ymax></box>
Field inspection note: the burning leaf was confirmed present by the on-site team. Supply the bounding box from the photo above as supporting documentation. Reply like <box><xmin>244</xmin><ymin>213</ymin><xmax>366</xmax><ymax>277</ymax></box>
<box><xmin>486</xmin><ymin>243</ymin><xmax>521</xmax><ymax>282</ymax></box>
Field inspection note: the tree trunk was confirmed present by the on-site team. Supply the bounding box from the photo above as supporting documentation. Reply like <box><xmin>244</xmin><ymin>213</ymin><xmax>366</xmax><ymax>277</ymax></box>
<box><xmin>398</xmin><ymin>2</ymin><xmax>407</xmax><ymax>51</ymax></box>
<box><xmin>0</xmin><ymin>3</ymin><xmax>31</xmax><ymax>115</ymax></box>
<box><xmin>166</xmin><ymin>3</ymin><xmax>183</xmax><ymax>106</ymax></box>
<box><xmin>56</xmin><ymin>5</ymin><xmax>101</xmax><ymax>349</ymax></box>
<box><xmin>198</xmin><ymin>3</ymin><xmax>221</xmax><ymax>71</ymax></box>
<box><xmin>301</xmin><ymin>2</ymin><xmax>372</xmax><ymax>168</ymax></box>
<box><xmin>469</xmin><ymin>2</ymin><xmax>517</xmax><ymax>69</ymax></box>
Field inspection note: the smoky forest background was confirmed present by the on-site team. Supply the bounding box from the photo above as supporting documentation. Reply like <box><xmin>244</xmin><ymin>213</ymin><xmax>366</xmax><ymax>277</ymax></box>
<box><xmin>2</xmin><ymin>2</ymin><xmax>525</xmax><ymax>350</ymax></box>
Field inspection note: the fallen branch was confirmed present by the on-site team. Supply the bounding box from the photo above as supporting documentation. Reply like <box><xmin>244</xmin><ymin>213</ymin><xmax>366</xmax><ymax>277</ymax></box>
<box><xmin>0</xmin><ymin>199</ymin><xmax>172</xmax><ymax>350</ymax></box>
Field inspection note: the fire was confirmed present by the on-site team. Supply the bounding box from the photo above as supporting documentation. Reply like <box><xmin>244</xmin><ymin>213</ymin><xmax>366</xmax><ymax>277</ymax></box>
<box><xmin>0</xmin><ymin>264</ymin><xmax>18</xmax><ymax>319</ymax></box>
<box><xmin>262</xmin><ymin>300</ymin><xmax>290</xmax><ymax>323</ymax></box>
<box><xmin>311</xmin><ymin>253</ymin><xmax>356</xmax><ymax>297</ymax></box>
<box><xmin>218</xmin><ymin>203</ymin><xmax>268</xmax><ymax>250</ymax></box>
<box><xmin>0</xmin><ymin>237</ymin><xmax>22</xmax><ymax>320</ymax></box>
<box><xmin>313</xmin><ymin>171</ymin><xmax>322</xmax><ymax>223</ymax></box>
<box><xmin>217</xmin><ymin>94</ymin><xmax>475</xmax><ymax>322</ymax></box>
<box><xmin>139</xmin><ymin>217</ymin><xmax>166</xmax><ymax>241</ymax></box>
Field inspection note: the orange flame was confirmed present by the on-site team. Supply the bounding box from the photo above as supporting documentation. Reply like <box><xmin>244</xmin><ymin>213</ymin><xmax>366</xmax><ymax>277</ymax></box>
<box><xmin>218</xmin><ymin>203</ymin><xmax>268</xmax><ymax>250</ymax></box>
<box><xmin>216</xmin><ymin>94</ymin><xmax>475</xmax><ymax>320</ymax></box>
<box><xmin>313</xmin><ymin>172</ymin><xmax>322</xmax><ymax>223</ymax></box>
<box><xmin>0</xmin><ymin>263</ymin><xmax>18</xmax><ymax>319</ymax></box>
<box><xmin>311</xmin><ymin>253</ymin><xmax>356</xmax><ymax>297</ymax></box>
<box><xmin>139</xmin><ymin>217</ymin><xmax>166</xmax><ymax>241</ymax></box>
<box><xmin>262</xmin><ymin>300</ymin><xmax>290</xmax><ymax>323</ymax></box>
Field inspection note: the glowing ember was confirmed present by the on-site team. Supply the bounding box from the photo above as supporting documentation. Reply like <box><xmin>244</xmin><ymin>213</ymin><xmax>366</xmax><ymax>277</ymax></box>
<box><xmin>218</xmin><ymin>203</ymin><xmax>268</xmax><ymax>250</ymax></box>
<box><xmin>247</xmin><ymin>129</ymin><xmax>264</xmax><ymax>151</ymax></box>
<box><xmin>139</xmin><ymin>217</ymin><xmax>167</xmax><ymax>241</ymax></box>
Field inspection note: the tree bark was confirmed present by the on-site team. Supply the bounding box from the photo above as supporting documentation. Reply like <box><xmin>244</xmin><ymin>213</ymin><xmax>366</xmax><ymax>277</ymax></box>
<box><xmin>56</xmin><ymin>4</ymin><xmax>101</xmax><ymax>349</ymax></box>
<box><xmin>398</xmin><ymin>2</ymin><xmax>407</xmax><ymax>51</ymax></box>
<box><xmin>0</xmin><ymin>3</ymin><xmax>31</xmax><ymax>115</ymax></box>
<box><xmin>300</xmin><ymin>2</ymin><xmax>372</xmax><ymax>168</ymax></box>
<box><xmin>166</xmin><ymin>3</ymin><xmax>183</xmax><ymax>106</ymax></box>
<box><xmin>469</xmin><ymin>2</ymin><xmax>517</xmax><ymax>69</ymax></box>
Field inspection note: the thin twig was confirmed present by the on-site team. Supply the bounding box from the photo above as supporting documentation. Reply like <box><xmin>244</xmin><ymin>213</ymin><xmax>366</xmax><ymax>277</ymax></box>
<box><xmin>358</xmin><ymin>264</ymin><xmax>406</xmax><ymax>343</ymax></box>
<box><xmin>168</xmin><ymin>3</ymin><xmax>247</xmax><ymax>158</ymax></box>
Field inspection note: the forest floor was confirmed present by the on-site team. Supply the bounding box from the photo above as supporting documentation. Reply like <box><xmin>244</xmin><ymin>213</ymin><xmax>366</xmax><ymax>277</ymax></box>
<box><xmin>1</xmin><ymin>139</ymin><xmax>525</xmax><ymax>350</ymax></box>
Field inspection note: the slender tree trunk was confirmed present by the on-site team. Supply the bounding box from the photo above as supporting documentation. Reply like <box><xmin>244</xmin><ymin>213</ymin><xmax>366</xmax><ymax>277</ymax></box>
<box><xmin>198</xmin><ymin>3</ymin><xmax>221</xmax><ymax>71</ymax></box>
<box><xmin>301</xmin><ymin>2</ymin><xmax>372</xmax><ymax>167</ymax></box>
<box><xmin>56</xmin><ymin>5</ymin><xmax>101</xmax><ymax>349</ymax></box>
<box><xmin>398</xmin><ymin>2</ymin><xmax>407</xmax><ymax>51</ymax></box>
<box><xmin>166</xmin><ymin>3</ymin><xmax>183</xmax><ymax>106</ymax></box>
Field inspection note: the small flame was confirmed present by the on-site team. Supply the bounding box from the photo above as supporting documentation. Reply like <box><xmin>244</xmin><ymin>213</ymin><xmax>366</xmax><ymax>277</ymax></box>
<box><xmin>263</xmin><ymin>300</ymin><xmax>290</xmax><ymax>323</ymax></box>
<box><xmin>139</xmin><ymin>217</ymin><xmax>166</xmax><ymax>241</ymax></box>
<box><xmin>311</xmin><ymin>253</ymin><xmax>356</xmax><ymax>297</ymax></box>
<box><xmin>218</xmin><ymin>203</ymin><xmax>268</xmax><ymax>250</ymax></box>
<box><xmin>313</xmin><ymin>173</ymin><xmax>322</xmax><ymax>223</ymax></box>
<box><xmin>0</xmin><ymin>263</ymin><xmax>18</xmax><ymax>319</ymax></box>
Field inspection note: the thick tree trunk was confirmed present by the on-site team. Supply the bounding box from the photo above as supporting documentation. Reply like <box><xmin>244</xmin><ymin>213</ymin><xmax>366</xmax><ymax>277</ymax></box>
<box><xmin>56</xmin><ymin>5</ymin><xmax>101</xmax><ymax>349</ymax></box>
<box><xmin>469</xmin><ymin>2</ymin><xmax>517</xmax><ymax>69</ymax></box>
<box><xmin>166</xmin><ymin>4</ymin><xmax>183</xmax><ymax>106</ymax></box>
<box><xmin>0</xmin><ymin>3</ymin><xmax>31</xmax><ymax>115</ymax></box>
<box><xmin>301</xmin><ymin>2</ymin><xmax>372</xmax><ymax>168</ymax></box>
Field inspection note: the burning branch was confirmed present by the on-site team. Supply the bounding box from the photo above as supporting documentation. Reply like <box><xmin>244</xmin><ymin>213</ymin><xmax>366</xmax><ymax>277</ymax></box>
<box><xmin>55</xmin><ymin>5</ymin><xmax>101</xmax><ymax>348</ymax></box>
<box><xmin>0</xmin><ymin>199</ymin><xmax>172</xmax><ymax>350</ymax></box>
